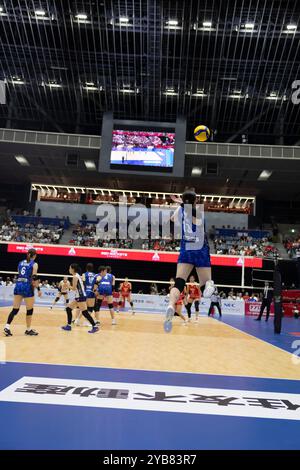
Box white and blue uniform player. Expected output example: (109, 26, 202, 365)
(74, 263, 98, 327)
(164, 190, 215, 332)
(93, 266, 116, 325)
(4, 248, 42, 337)
(61, 263, 99, 334)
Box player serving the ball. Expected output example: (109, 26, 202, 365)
(164, 189, 215, 332)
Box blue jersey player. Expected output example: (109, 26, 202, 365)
(164, 190, 215, 333)
(93, 266, 116, 325)
(4, 248, 42, 337)
(74, 263, 98, 327)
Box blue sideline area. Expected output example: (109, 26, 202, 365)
(0, 362, 300, 450)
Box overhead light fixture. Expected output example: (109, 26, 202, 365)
(229, 90, 244, 98)
(166, 20, 178, 26)
(258, 170, 272, 181)
(120, 88, 135, 94)
(286, 23, 297, 30)
(15, 155, 29, 166)
(266, 92, 279, 100)
(11, 77, 25, 85)
(84, 160, 96, 170)
(192, 89, 207, 97)
(191, 167, 202, 176)
(119, 17, 129, 23)
(75, 13, 88, 20)
(163, 88, 178, 96)
(0, 6, 7, 16)
(83, 82, 98, 91)
(244, 23, 255, 29)
(35, 9, 46, 16)
(203, 21, 212, 27)
(46, 81, 62, 88)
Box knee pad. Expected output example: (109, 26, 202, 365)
(54, 297, 60, 302)
(26, 308, 33, 317)
(10, 308, 19, 317)
(65, 299, 69, 304)
(88, 306, 94, 313)
(118, 301, 122, 306)
(186, 303, 191, 312)
(174, 277, 186, 293)
(130, 302, 134, 307)
(195, 300, 199, 312)
(108, 303, 114, 310)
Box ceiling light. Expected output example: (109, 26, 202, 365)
(203, 21, 212, 27)
(163, 88, 178, 96)
(11, 77, 25, 85)
(35, 10, 46, 16)
(258, 170, 272, 181)
(119, 17, 129, 23)
(192, 89, 207, 97)
(244, 23, 255, 29)
(15, 155, 29, 166)
(75, 13, 88, 20)
(191, 167, 202, 176)
(166, 20, 178, 26)
(84, 160, 96, 170)
(286, 24, 297, 30)
(46, 82, 62, 88)
(120, 88, 135, 94)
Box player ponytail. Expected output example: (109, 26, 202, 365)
(26, 248, 37, 262)
(181, 190, 197, 206)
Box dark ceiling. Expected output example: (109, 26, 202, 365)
(0, 0, 300, 143)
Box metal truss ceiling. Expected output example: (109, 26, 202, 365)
(0, 0, 300, 143)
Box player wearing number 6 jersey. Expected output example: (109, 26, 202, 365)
(4, 248, 42, 337)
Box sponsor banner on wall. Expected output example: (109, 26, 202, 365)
(0, 286, 244, 315)
(5, 242, 263, 268)
(245, 301, 274, 316)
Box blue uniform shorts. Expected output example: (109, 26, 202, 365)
(14, 282, 34, 298)
(98, 287, 113, 297)
(178, 244, 211, 268)
(86, 290, 95, 299)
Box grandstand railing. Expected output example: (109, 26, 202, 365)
(11, 215, 70, 229)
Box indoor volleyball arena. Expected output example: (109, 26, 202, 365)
(0, 0, 300, 458)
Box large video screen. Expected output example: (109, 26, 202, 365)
(110, 129, 175, 171)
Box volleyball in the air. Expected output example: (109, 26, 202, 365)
(194, 125, 210, 142)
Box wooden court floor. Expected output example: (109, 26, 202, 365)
(1, 306, 300, 380)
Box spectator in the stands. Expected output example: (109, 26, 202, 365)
(248, 293, 258, 302)
(243, 292, 250, 301)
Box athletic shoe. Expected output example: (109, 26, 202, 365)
(4, 328, 12, 337)
(112, 319, 117, 325)
(203, 280, 215, 298)
(183, 321, 188, 326)
(164, 305, 175, 333)
(61, 325, 72, 331)
(48, 307, 53, 310)
(88, 326, 99, 334)
(25, 329, 38, 336)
